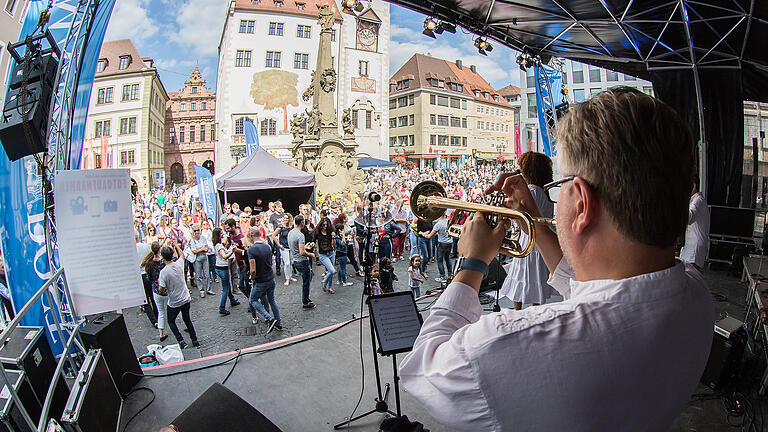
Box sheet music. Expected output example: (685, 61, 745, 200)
(369, 293, 422, 354)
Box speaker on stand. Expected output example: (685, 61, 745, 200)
(79, 313, 142, 396)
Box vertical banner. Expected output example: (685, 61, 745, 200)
(195, 165, 218, 224)
(534, 63, 564, 157)
(244, 119, 259, 156)
(514, 124, 521, 157)
(54, 169, 144, 315)
(100, 135, 108, 168)
(0, 0, 117, 353)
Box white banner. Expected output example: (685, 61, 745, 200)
(54, 169, 145, 316)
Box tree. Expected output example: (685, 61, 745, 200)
(250, 70, 300, 132)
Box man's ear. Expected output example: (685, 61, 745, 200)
(571, 177, 598, 234)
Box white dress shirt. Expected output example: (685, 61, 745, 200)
(399, 258, 714, 432)
(681, 192, 710, 268)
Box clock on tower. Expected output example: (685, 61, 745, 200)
(356, 20, 379, 52)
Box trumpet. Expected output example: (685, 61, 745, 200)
(409, 181, 556, 258)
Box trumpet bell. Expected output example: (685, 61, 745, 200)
(410, 180, 448, 221)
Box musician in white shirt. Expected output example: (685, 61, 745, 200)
(680, 178, 710, 270)
(399, 87, 714, 432)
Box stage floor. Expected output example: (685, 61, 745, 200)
(119, 263, 767, 431)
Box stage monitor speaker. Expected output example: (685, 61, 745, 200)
(0, 77, 53, 161)
(479, 257, 506, 292)
(0, 326, 69, 423)
(172, 383, 282, 432)
(60, 349, 122, 432)
(7, 54, 57, 90)
(701, 316, 747, 390)
(0, 369, 41, 432)
(80, 312, 142, 396)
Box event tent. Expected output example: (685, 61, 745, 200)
(390, 0, 768, 206)
(357, 157, 398, 169)
(216, 147, 315, 214)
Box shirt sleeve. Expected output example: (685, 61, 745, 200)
(398, 281, 495, 430)
(547, 257, 574, 299)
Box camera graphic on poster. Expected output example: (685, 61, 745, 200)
(70, 196, 87, 215)
(103, 200, 117, 213)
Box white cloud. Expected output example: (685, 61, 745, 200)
(170, 0, 228, 56)
(105, 0, 158, 44)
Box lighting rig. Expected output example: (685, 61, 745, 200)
(474, 37, 493, 55)
(342, 0, 365, 13)
(422, 17, 457, 39)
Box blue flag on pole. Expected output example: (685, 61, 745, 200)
(534, 63, 564, 157)
(244, 120, 259, 156)
(194, 165, 218, 224)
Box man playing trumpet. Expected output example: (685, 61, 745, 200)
(399, 87, 714, 431)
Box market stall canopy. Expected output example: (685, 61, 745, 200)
(357, 157, 397, 169)
(216, 147, 315, 191)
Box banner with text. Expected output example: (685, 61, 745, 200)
(195, 165, 218, 224)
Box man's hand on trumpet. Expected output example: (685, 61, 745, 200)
(485, 172, 541, 219)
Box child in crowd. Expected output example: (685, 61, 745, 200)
(379, 257, 397, 293)
(408, 255, 426, 298)
(335, 225, 353, 287)
(369, 264, 382, 296)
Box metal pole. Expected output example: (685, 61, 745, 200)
(681, 1, 708, 199)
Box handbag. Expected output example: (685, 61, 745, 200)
(183, 244, 196, 263)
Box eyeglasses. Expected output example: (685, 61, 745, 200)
(193, 230, 200, 233)
(543, 175, 575, 203)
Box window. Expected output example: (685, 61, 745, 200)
(180, 103, 186, 111)
(211, 125, 215, 141)
(122, 84, 139, 101)
(5, 0, 17, 14)
(260, 119, 277, 135)
(266, 51, 281, 68)
(296, 2, 305, 10)
(527, 92, 537, 118)
(191, 87, 197, 94)
(461, 100, 467, 110)
(572, 62, 584, 84)
(359, 60, 369, 77)
(297, 25, 311, 38)
(450, 117, 460, 127)
(438, 135, 448, 146)
(201, 102, 206, 110)
(398, 96, 408, 108)
(294, 53, 309, 69)
(462, 137, 467, 147)
(97, 87, 113, 104)
(588, 64, 601, 82)
(462, 118, 467, 128)
(409, 94, 414, 105)
(234, 119, 244, 135)
(624, 74, 636, 81)
(240, 20, 255, 33)
(118, 56, 131, 70)
(398, 136, 408, 146)
(430, 135, 436, 145)
(200, 126, 205, 141)
(389, 99, 397, 109)
(408, 114, 414, 126)
(120, 150, 135, 165)
(169, 127, 175, 144)
(94, 120, 110, 137)
(398, 116, 407, 127)
(236, 50, 252, 67)
(450, 136, 461, 147)
(437, 95, 449, 107)
(590, 87, 601, 98)
(429, 94, 436, 105)
(268, 22, 284, 36)
(573, 89, 585, 102)
(351, 110, 358, 128)
(96, 59, 107, 73)
(526, 67, 535, 88)
(119, 117, 137, 134)
(274, 0, 282, 6)
(366, 111, 373, 129)
(448, 82, 463, 92)
(606, 70, 618, 81)
(190, 102, 196, 110)
(477, 120, 481, 129)
(450, 97, 461, 109)
(331, 29, 336, 42)
(430, 114, 436, 125)
(389, 118, 396, 128)
(437, 115, 449, 126)
(390, 137, 397, 146)
(409, 135, 415, 146)
(190, 125, 196, 142)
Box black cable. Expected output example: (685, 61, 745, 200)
(121, 387, 155, 432)
(344, 276, 368, 431)
(221, 349, 241, 385)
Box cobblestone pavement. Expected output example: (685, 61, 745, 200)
(123, 254, 456, 359)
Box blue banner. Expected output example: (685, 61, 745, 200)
(244, 119, 259, 156)
(194, 165, 218, 224)
(534, 63, 564, 157)
(0, 0, 116, 353)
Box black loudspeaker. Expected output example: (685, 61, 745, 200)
(80, 312, 142, 396)
(0, 369, 41, 432)
(171, 383, 282, 432)
(0, 53, 57, 161)
(701, 316, 747, 390)
(0, 326, 69, 424)
(60, 349, 122, 432)
(479, 257, 506, 292)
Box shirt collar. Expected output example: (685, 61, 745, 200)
(568, 261, 687, 302)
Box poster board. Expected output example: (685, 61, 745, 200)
(367, 291, 422, 356)
(54, 169, 145, 316)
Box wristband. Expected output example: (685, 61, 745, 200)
(454, 257, 489, 277)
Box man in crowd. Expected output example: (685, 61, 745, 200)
(269, 201, 286, 276)
(223, 218, 247, 296)
(158, 240, 199, 349)
(247, 228, 282, 333)
(399, 87, 714, 431)
(219, 203, 232, 226)
(680, 175, 710, 271)
(288, 215, 316, 309)
(419, 211, 452, 283)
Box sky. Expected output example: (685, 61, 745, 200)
(103, 0, 522, 93)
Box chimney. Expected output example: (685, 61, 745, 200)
(456, 59, 462, 69)
(470, 65, 477, 73)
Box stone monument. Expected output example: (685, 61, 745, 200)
(292, 4, 365, 196)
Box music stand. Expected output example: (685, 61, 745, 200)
(334, 291, 422, 429)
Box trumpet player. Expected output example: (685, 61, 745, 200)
(399, 87, 714, 432)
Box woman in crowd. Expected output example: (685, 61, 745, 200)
(156, 215, 171, 245)
(391, 197, 410, 262)
(272, 213, 296, 286)
(141, 242, 168, 341)
(189, 223, 214, 298)
(212, 227, 240, 315)
(315, 216, 337, 294)
(201, 219, 217, 283)
(145, 223, 158, 244)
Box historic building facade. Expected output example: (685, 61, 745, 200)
(164, 67, 216, 185)
(84, 39, 169, 193)
(215, 0, 390, 172)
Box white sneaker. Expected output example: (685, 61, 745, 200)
(435, 277, 446, 282)
(343, 282, 353, 286)
(252, 317, 258, 325)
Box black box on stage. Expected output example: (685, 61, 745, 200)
(61, 349, 122, 432)
(0, 369, 41, 432)
(80, 312, 142, 396)
(701, 316, 747, 390)
(0, 79, 53, 161)
(7, 54, 57, 90)
(172, 383, 282, 432)
(0, 326, 69, 422)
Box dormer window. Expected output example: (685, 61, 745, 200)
(96, 58, 108, 73)
(118, 55, 131, 70)
(274, 0, 282, 6)
(474, 90, 480, 97)
(191, 87, 197, 94)
(492, 94, 499, 101)
(483, 92, 489, 99)
(296, 2, 305, 9)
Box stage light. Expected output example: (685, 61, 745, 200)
(423, 17, 438, 38)
(342, 0, 364, 13)
(474, 37, 492, 56)
(516, 52, 535, 70)
(440, 22, 457, 34)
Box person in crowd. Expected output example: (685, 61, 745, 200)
(212, 227, 240, 316)
(189, 223, 214, 298)
(288, 215, 316, 309)
(416, 218, 433, 272)
(379, 219, 403, 261)
(141, 242, 167, 341)
(219, 202, 232, 226)
(156, 215, 171, 245)
(136, 231, 156, 326)
(273, 214, 296, 286)
(315, 216, 337, 294)
(379, 257, 397, 293)
(392, 197, 410, 262)
(399, 87, 714, 431)
(334, 225, 353, 287)
(420, 211, 452, 283)
(201, 219, 217, 283)
(680, 175, 710, 271)
(499, 151, 556, 310)
(247, 228, 282, 333)
(231, 203, 242, 217)
(223, 218, 247, 296)
(407, 255, 425, 298)
(158, 240, 199, 349)
(145, 223, 158, 244)
(369, 264, 381, 296)
(269, 201, 286, 274)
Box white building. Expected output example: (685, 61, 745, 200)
(519, 59, 653, 153)
(215, 0, 390, 172)
(0, 0, 30, 104)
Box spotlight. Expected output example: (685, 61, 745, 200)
(342, 0, 364, 13)
(516, 52, 534, 70)
(474, 37, 492, 56)
(440, 22, 457, 34)
(423, 17, 437, 38)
